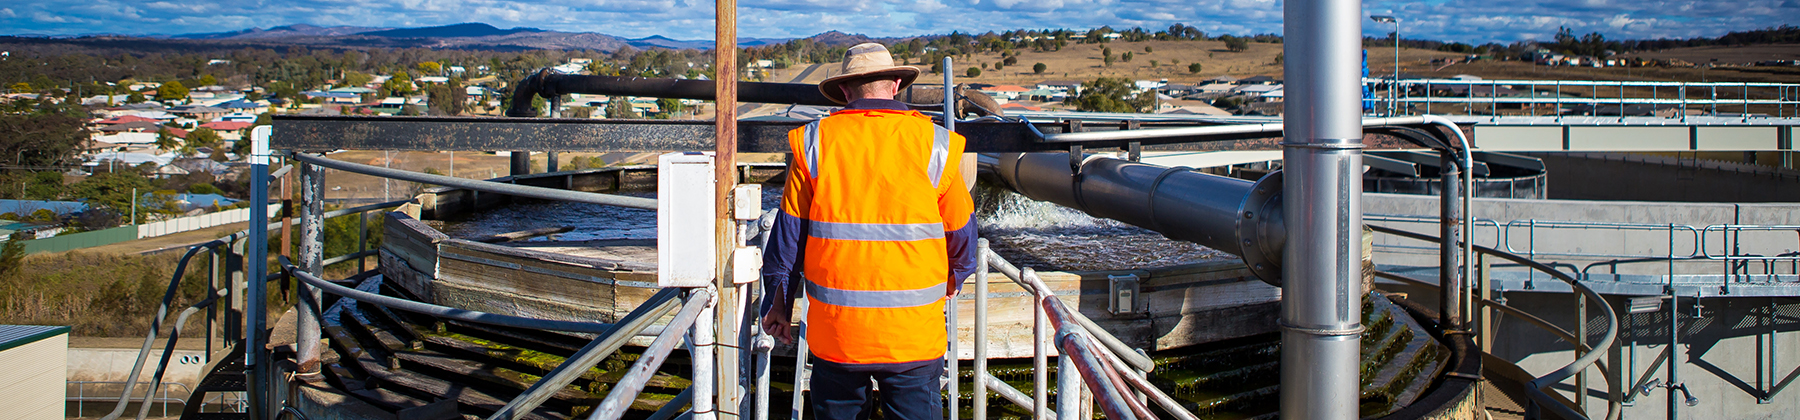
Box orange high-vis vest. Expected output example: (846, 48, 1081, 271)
(783, 108, 974, 365)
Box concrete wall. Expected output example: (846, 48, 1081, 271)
(1378, 283, 1800, 420)
(1365, 193, 1800, 276)
(1527, 152, 1800, 203)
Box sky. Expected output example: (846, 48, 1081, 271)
(1, 0, 1797, 45)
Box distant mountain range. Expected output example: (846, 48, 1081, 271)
(157, 23, 890, 52)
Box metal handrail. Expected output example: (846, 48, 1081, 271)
(1369, 224, 1620, 420)
(1502, 219, 1703, 260)
(100, 239, 228, 420)
(279, 258, 647, 334)
(973, 246, 1198, 420)
(590, 289, 715, 420)
(291, 152, 657, 210)
(488, 288, 684, 420)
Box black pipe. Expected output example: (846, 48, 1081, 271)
(990, 153, 1286, 284)
(504, 70, 1002, 118)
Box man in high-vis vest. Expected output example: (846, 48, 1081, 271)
(760, 43, 979, 420)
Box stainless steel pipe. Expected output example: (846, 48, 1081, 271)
(1281, 0, 1366, 419)
(989, 153, 1286, 284)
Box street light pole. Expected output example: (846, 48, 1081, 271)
(1371, 15, 1400, 116)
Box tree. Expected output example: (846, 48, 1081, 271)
(127, 91, 146, 104)
(157, 80, 189, 102)
(1223, 36, 1250, 52)
(1122, 52, 1134, 62)
(383, 71, 415, 96)
(1033, 63, 1047, 74)
(8, 82, 29, 93)
(1070, 78, 1152, 113)
(606, 97, 638, 119)
(966, 67, 981, 78)
(343, 71, 374, 88)
(416, 62, 443, 75)
(1103, 47, 1114, 66)
(69, 172, 156, 224)
(425, 78, 465, 116)
(198, 74, 218, 86)
(1002, 56, 1018, 66)
(186, 127, 223, 152)
(155, 127, 181, 153)
(0, 232, 27, 278)
(1145, 46, 1154, 53)
(1188, 63, 1203, 74)
(657, 98, 685, 117)
(0, 113, 88, 168)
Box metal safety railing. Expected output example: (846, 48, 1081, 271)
(1368, 224, 1622, 420)
(1366, 78, 1800, 121)
(71, 381, 196, 418)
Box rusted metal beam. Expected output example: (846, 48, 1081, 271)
(272, 115, 1429, 153)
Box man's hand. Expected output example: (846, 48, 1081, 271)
(762, 306, 794, 345)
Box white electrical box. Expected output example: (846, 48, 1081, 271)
(657, 152, 717, 288)
(732, 247, 763, 284)
(733, 184, 762, 221)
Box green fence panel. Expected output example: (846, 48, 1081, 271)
(17, 226, 139, 255)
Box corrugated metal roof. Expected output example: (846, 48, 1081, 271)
(0, 325, 68, 352)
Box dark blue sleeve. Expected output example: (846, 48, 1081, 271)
(759, 210, 807, 317)
(945, 214, 979, 294)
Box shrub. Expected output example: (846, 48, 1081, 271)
(966, 67, 982, 78)
(1033, 63, 1047, 74)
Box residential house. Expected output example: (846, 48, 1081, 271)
(980, 85, 1030, 101)
(1238, 75, 1277, 85)
(1037, 80, 1084, 95)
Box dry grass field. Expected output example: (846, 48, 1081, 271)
(922, 39, 1463, 85)
(892, 39, 1800, 86)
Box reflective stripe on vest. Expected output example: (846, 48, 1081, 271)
(806, 279, 947, 308)
(801, 120, 950, 188)
(810, 220, 944, 241)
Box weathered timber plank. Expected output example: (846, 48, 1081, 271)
(379, 249, 436, 303)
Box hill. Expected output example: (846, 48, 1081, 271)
(361, 23, 544, 38)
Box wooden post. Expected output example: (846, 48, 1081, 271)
(713, 2, 742, 419)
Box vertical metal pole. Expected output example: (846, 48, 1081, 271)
(1281, 0, 1365, 419)
(1479, 254, 1492, 354)
(974, 240, 990, 420)
(1577, 289, 1588, 413)
(207, 249, 218, 361)
(943, 55, 960, 420)
(357, 212, 367, 273)
(1668, 285, 1681, 419)
(1440, 151, 1462, 329)
(692, 289, 719, 420)
(1033, 272, 1050, 420)
(296, 158, 325, 378)
(714, 1, 741, 416)
(246, 126, 271, 420)
(510, 151, 530, 176)
(280, 171, 291, 261)
(1056, 346, 1080, 420)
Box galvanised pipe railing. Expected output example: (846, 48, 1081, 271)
(290, 153, 657, 210)
(1369, 224, 1620, 420)
(99, 238, 229, 420)
(279, 259, 642, 334)
(590, 288, 715, 420)
(488, 288, 683, 420)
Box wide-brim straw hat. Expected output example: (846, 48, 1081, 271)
(818, 43, 920, 105)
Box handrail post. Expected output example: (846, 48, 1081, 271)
(295, 156, 325, 379)
(1031, 267, 1050, 420)
(692, 287, 718, 420)
(974, 239, 990, 420)
(1055, 338, 1080, 420)
(246, 125, 272, 420)
(357, 211, 368, 273)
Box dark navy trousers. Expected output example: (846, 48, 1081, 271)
(808, 358, 944, 420)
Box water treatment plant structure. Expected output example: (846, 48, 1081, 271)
(83, 1, 1800, 419)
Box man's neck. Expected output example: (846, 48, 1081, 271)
(843, 98, 908, 111)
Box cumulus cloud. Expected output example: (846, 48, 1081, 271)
(0, 0, 1791, 43)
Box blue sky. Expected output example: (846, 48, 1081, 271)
(2, 0, 1796, 44)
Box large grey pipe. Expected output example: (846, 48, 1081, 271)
(505, 71, 1002, 118)
(988, 153, 1286, 284)
(1282, 0, 1366, 419)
